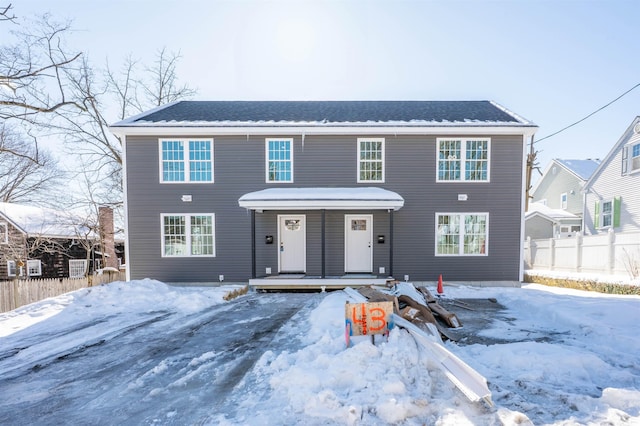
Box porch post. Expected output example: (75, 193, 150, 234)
(321, 209, 326, 278)
(389, 210, 394, 277)
(251, 210, 256, 279)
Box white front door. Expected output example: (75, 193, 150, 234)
(278, 215, 306, 273)
(345, 214, 373, 273)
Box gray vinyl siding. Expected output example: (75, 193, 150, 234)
(125, 134, 525, 282)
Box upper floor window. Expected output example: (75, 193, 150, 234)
(437, 138, 490, 182)
(266, 138, 293, 183)
(560, 193, 568, 210)
(357, 138, 385, 182)
(436, 213, 488, 256)
(162, 214, 216, 257)
(160, 139, 213, 183)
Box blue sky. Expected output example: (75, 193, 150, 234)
(8, 0, 640, 174)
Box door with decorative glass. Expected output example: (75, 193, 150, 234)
(345, 215, 373, 273)
(278, 215, 306, 273)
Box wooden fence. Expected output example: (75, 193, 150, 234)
(524, 230, 640, 278)
(0, 271, 126, 313)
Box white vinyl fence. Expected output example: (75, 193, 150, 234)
(524, 230, 640, 278)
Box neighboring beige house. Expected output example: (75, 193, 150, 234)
(528, 158, 600, 237)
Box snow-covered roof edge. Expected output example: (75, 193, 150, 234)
(111, 100, 182, 127)
(489, 100, 535, 126)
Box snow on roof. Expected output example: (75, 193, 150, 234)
(526, 202, 579, 220)
(0, 202, 90, 238)
(111, 100, 537, 128)
(555, 159, 601, 180)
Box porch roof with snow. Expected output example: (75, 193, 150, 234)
(238, 187, 404, 211)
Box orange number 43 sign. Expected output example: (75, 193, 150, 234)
(345, 301, 394, 346)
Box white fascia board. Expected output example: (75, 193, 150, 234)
(239, 199, 404, 211)
(110, 124, 538, 138)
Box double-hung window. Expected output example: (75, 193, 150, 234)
(595, 197, 621, 229)
(266, 138, 293, 183)
(437, 138, 490, 182)
(69, 259, 88, 278)
(560, 193, 568, 210)
(7, 260, 17, 277)
(27, 260, 41, 276)
(162, 214, 215, 257)
(436, 213, 488, 256)
(160, 139, 213, 183)
(357, 138, 385, 182)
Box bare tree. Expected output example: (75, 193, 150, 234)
(139, 47, 196, 107)
(0, 123, 62, 203)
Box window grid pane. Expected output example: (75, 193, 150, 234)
(164, 215, 187, 256)
(463, 215, 487, 254)
(464, 140, 488, 181)
(437, 214, 460, 254)
(359, 140, 383, 181)
(268, 140, 292, 182)
(162, 140, 185, 181)
(602, 201, 612, 227)
(189, 140, 212, 182)
(438, 140, 461, 180)
(191, 216, 214, 255)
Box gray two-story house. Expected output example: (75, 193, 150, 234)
(110, 101, 537, 286)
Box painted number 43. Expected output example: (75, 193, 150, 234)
(344, 301, 393, 347)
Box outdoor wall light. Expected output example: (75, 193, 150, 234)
(377, 235, 385, 244)
(265, 235, 274, 244)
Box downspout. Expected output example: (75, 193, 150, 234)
(389, 210, 394, 277)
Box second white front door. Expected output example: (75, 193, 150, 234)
(278, 215, 306, 273)
(345, 214, 373, 273)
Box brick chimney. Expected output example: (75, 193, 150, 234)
(98, 206, 118, 269)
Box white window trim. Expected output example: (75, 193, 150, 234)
(158, 138, 214, 184)
(625, 140, 640, 174)
(357, 137, 385, 183)
(560, 192, 568, 210)
(161, 213, 216, 258)
(436, 138, 491, 182)
(265, 138, 294, 183)
(599, 199, 614, 229)
(435, 212, 489, 256)
(7, 260, 17, 277)
(27, 259, 42, 276)
(69, 259, 88, 278)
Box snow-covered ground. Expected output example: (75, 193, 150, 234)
(1, 279, 639, 425)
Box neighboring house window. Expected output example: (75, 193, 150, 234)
(357, 138, 385, 182)
(0, 222, 7, 244)
(27, 260, 42, 276)
(160, 139, 213, 183)
(437, 138, 490, 182)
(631, 143, 640, 173)
(162, 214, 215, 257)
(69, 259, 88, 278)
(560, 193, 568, 210)
(436, 213, 488, 255)
(266, 138, 293, 182)
(7, 261, 17, 277)
(594, 197, 621, 229)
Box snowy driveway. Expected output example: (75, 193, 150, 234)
(0, 289, 321, 425)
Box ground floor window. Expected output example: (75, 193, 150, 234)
(161, 214, 216, 257)
(69, 259, 88, 278)
(27, 260, 41, 276)
(436, 213, 488, 255)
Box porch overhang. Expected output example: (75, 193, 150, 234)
(238, 187, 404, 212)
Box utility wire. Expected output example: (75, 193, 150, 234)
(534, 82, 640, 145)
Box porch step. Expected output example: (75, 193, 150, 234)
(249, 277, 390, 291)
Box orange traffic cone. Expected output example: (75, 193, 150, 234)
(437, 274, 444, 295)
